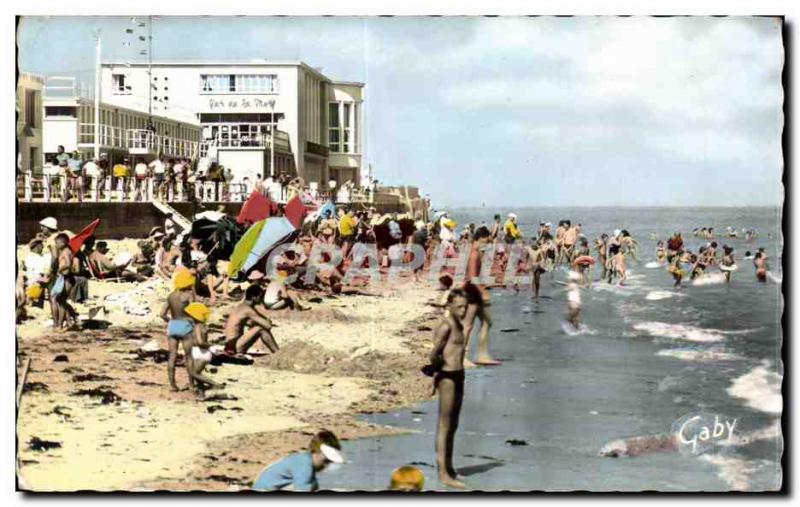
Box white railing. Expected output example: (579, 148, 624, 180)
(78, 124, 199, 158)
(17, 174, 250, 204)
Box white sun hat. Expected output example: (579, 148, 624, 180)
(39, 217, 58, 230)
(613, 229, 621, 237)
(508, 213, 517, 219)
(320, 444, 345, 464)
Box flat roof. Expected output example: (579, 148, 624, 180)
(332, 81, 365, 88)
(102, 60, 338, 83)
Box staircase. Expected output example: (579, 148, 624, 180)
(152, 199, 192, 230)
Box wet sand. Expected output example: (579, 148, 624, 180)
(16, 265, 442, 491)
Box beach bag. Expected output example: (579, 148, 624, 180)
(51, 275, 65, 296)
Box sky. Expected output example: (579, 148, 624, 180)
(17, 16, 784, 207)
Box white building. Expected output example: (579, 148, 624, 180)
(100, 60, 364, 187)
(16, 73, 44, 175)
(42, 76, 201, 164)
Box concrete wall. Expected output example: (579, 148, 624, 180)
(16, 202, 243, 244)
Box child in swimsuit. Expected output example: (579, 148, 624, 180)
(160, 270, 196, 392)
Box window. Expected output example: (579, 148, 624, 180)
(328, 101, 358, 154)
(328, 102, 340, 152)
(44, 106, 76, 117)
(112, 73, 131, 95)
(199, 74, 278, 93)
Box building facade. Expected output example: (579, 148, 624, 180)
(42, 76, 201, 165)
(16, 73, 44, 175)
(99, 61, 364, 187)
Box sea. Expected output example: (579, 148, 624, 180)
(319, 207, 784, 492)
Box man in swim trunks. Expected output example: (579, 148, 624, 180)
(561, 220, 579, 265)
(462, 226, 498, 367)
(526, 241, 546, 299)
(429, 289, 469, 489)
(606, 244, 627, 285)
(223, 285, 280, 355)
(160, 271, 197, 392)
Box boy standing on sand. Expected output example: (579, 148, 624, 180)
(160, 269, 196, 392)
(429, 289, 470, 489)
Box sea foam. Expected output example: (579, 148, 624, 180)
(727, 361, 783, 415)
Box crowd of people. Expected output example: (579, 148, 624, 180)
(20, 145, 366, 206)
(16, 204, 775, 491)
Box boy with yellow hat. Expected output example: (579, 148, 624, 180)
(160, 269, 197, 392)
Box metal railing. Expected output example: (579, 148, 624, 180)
(78, 123, 199, 158)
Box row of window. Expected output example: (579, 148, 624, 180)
(200, 74, 279, 94)
(74, 104, 199, 141)
(112, 73, 280, 96)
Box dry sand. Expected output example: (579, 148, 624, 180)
(16, 243, 442, 491)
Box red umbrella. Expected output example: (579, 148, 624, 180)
(284, 195, 308, 229)
(69, 218, 101, 254)
(237, 191, 278, 225)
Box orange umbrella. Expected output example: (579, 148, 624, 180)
(69, 218, 101, 254)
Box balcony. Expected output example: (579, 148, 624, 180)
(199, 129, 291, 158)
(78, 123, 199, 159)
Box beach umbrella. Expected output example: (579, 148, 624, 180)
(190, 216, 242, 259)
(284, 195, 308, 229)
(228, 219, 266, 278)
(69, 218, 101, 254)
(239, 216, 298, 275)
(237, 191, 278, 225)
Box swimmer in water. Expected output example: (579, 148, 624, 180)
(754, 251, 768, 282)
(721, 245, 735, 283)
(607, 244, 627, 286)
(689, 252, 705, 280)
(668, 251, 690, 287)
(565, 271, 582, 331)
(655, 241, 667, 264)
(595, 234, 609, 280)
(575, 237, 591, 285)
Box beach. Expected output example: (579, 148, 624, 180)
(16, 256, 441, 492)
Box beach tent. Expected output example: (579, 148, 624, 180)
(69, 218, 101, 254)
